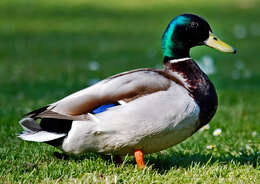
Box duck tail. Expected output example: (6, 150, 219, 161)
(18, 118, 66, 142)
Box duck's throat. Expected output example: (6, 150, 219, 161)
(162, 45, 190, 62)
(164, 58, 218, 129)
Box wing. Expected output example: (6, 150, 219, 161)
(26, 69, 183, 120)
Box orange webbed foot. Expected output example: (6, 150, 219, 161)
(134, 149, 145, 169)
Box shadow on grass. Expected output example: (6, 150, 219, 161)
(53, 151, 122, 165)
(52, 149, 259, 172)
(146, 151, 259, 173)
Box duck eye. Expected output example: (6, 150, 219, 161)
(191, 22, 199, 29)
(213, 37, 218, 41)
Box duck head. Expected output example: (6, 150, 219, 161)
(162, 14, 236, 61)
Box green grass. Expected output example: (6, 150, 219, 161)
(0, 0, 259, 183)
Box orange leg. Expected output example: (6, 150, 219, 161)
(134, 149, 145, 169)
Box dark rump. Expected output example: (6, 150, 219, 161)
(39, 118, 72, 147)
(40, 118, 72, 134)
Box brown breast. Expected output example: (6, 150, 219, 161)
(164, 59, 218, 130)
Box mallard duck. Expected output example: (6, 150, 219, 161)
(18, 14, 236, 169)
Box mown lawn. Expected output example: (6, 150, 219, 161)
(0, 0, 259, 183)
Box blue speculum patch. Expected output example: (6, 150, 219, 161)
(92, 103, 119, 114)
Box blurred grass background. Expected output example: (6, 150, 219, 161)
(0, 0, 259, 183)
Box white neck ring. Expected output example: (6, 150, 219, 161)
(169, 57, 191, 63)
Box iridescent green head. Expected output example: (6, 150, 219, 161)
(162, 14, 236, 61)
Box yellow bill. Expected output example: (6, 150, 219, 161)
(204, 32, 236, 54)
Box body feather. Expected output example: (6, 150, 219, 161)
(18, 60, 215, 155)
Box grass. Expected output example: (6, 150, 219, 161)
(0, 0, 259, 183)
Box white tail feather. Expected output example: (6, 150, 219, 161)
(18, 131, 66, 142)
